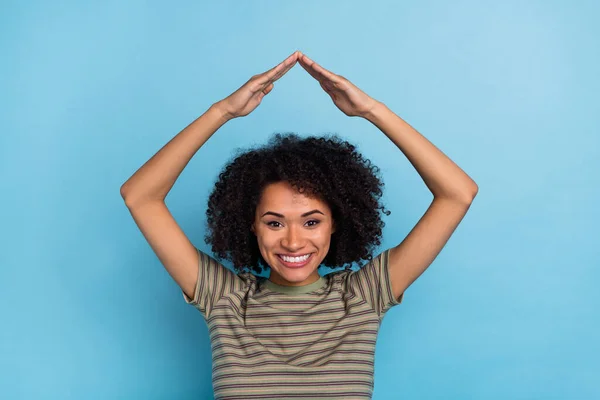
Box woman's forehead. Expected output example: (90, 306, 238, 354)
(257, 182, 329, 213)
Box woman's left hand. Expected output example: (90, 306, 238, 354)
(298, 53, 380, 118)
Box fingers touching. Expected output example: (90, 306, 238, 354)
(254, 50, 339, 95)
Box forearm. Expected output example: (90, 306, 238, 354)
(120, 103, 230, 207)
(364, 102, 478, 202)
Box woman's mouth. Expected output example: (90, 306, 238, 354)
(277, 253, 314, 268)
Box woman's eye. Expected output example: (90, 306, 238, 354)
(266, 220, 321, 228)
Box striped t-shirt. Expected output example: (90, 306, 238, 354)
(183, 247, 403, 400)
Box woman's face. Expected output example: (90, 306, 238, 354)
(252, 181, 336, 286)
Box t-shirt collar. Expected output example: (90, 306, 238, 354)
(263, 276, 327, 294)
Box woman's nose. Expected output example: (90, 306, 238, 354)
(282, 225, 305, 249)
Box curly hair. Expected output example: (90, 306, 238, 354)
(204, 132, 391, 274)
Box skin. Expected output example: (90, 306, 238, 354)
(251, 181, 336, 286)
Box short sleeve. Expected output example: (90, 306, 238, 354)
(182, 247, 249, 320)
(345, 248, 403, 318)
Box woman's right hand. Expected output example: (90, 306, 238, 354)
(214, 51, 300, 120)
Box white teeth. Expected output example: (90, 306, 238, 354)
(280, 254, 311, 263)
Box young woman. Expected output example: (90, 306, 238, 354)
(120, 51, 478, 399)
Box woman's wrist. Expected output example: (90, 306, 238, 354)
(361, 100, 386, 121)
(211, 101, 235, 123)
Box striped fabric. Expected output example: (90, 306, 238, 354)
(183, 247, 403, 399)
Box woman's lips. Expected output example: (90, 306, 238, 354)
(277, 253, 313, 268)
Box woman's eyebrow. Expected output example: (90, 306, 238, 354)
(261, 209, 325, 218)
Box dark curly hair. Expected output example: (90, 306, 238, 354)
(204, 132, 391, 275)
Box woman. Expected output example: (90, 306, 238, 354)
(120, 51, 478, 399)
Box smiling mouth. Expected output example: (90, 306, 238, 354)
(277, 253, 314, 268)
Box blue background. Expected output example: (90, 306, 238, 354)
(1, 0, 598, 398)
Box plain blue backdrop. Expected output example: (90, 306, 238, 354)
(1, 0, 598, 399)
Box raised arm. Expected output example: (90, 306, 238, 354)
(298, 52, 478, 300)
(120, 50, 301, 205)
(120, 51, 300, 299)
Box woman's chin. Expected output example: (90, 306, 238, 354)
(271, 267, 316, 285)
